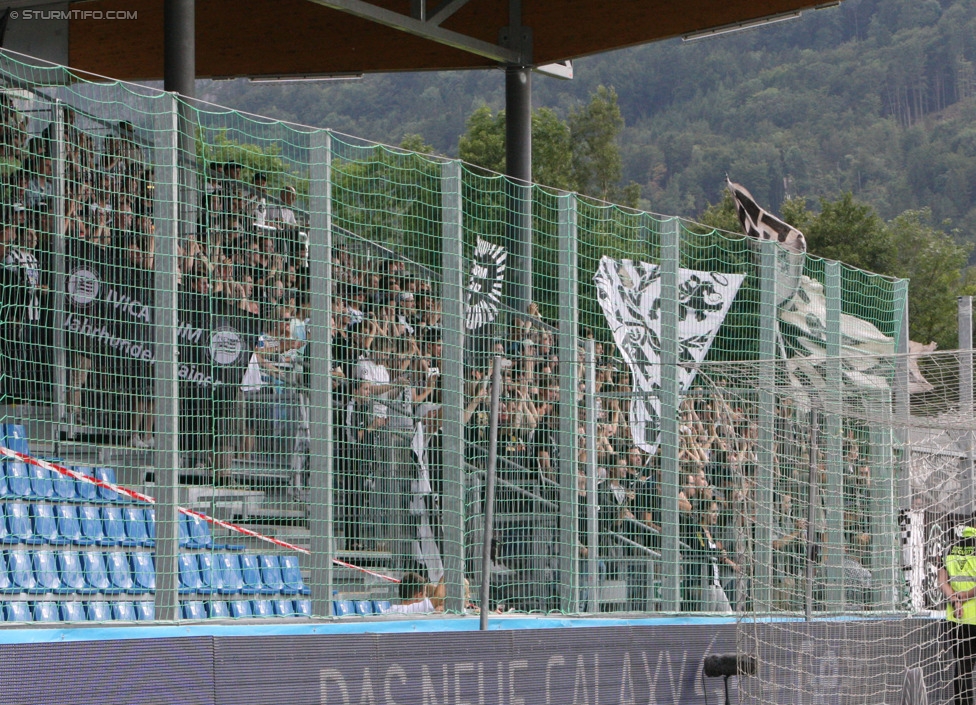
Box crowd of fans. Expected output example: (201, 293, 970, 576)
(0, 95, 877, 612)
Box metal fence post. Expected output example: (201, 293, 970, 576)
(960, 296, 974, 513)
(823, 261, 844, 611)
(152, 92, 181, 621)
(556, 192, 579, 613)
(440, 159, 466, 613)
(308, 129, 334, 616)
(50, 101, 67, 431)
(584, 339, 599, 613)
(754, 240, 778, 611)
(659, 217, 681, 612)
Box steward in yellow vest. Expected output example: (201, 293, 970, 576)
(939, 524, 976, 705)
(943, 526, 976, 623)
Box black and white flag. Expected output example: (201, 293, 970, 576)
(465, 236, 506, 331)
(727, 179, 806, 308)
(594, 257, 744, 455)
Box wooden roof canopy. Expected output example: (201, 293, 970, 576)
(57, 0, 838, 81)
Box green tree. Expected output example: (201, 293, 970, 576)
(458, 106, 573, 190)
(884, 209, 971, 349)
(802, 193, 889, 273)
(569, 85, 624, 201)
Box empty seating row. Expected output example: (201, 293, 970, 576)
(0, 462, 129, 504)
(0, 550, 308, 597)
(2, 600, 157, 622)
(0, 598, 315, 622)
(182, 599, 312, 620)
(0, 503, 243, 551)
(333, 599, 392, 616)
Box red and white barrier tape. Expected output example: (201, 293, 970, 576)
(0, 445, 399, 583)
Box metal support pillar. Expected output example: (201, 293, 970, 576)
(823, 262, 844, 611)
(504, 65, 532, 314)
(754, 240, 778, 610)
(659, 217, 681, 612)
(308, 130, 334, 616)
(152, 94, 181, 621)
(440, 160, 466, 613)
(556, 192, 579, 613)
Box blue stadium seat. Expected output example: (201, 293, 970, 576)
(333, 600, 354, 617)
(2, 425, 30, 455)
(78, 506, 112, 546)
(32, 551, 66, 594)
(28, 465, 54, 500)
(86, 601, 112, 622)
(354, 600, 373, 615)
(6, 503, 39, 544)
(228, 600, 252, 618)
(214, 554, 244, 595)
(239, 554, 264, 595)
(372, 600, 391, 614)
(92, 468, 123, 503)
(112, 601, 137, 621)
(197, 553, 223, 595)
(58, 551, 94, 594)
(55, 505, 88, 546)
(178, 554, 213, 595)
(32, 601, 60, 622)
(294, 599, 311, 617)
(131, 552, 155, 593)
(0, 505, 14, 545)
(134, 601, 155, 621)
(122, 507, 152, 547)
(181, 601, 207, 620)
(61, 601, 88, 622)
(2, 462, 30, 499)
(31, 504, 65, 545)
(279, 555, 308, 595)
(72, 467, 98, 503)
(52, 470, 77, 502)
(250, 599, 274, 618)
(257, 555, 284, 595)
(143, 508, 157, 545)
(273, 598, 296, 617)
(3, 601, 30, 621)
(0, 553, 13, 593)
(81, 552, 111, 593)
(207, 600, 230, 619)
(182, 513, 214, 550)
(105, 552, 135, 594)
(101, 506, 128, 546)
(7, 550, 40, 593)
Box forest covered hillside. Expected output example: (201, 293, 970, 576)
(201, 0, 976, 240)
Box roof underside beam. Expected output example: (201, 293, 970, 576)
(306, 0, 523, 63)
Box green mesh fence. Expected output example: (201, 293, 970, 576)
(0, 49, 913, 624)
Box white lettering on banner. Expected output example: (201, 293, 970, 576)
(421, 664, 448, 705)
(453, 663, 475, 705)
(360, 667, 377, 705)
(573, 654, 590, 704)
(105, 288, 151, 322)
(178, 321, 204, 343)
(314, 649, 743, 705)
(210, 327, 243, 365)
(545, 655, 565, 705)
(508, 660, 528, 705)
(384, 665, 406, 705)
(320, 668, 350, 705)
(619, 653, 636, 705)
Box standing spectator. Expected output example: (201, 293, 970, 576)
(0, 211, 41, 403)
(940, 520, 976, 705)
